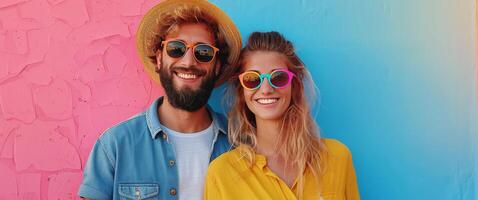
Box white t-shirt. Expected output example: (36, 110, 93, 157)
(160, 122, 215, 200)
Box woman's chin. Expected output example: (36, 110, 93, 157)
(252, 112, 285, 122)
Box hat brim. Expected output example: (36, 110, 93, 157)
(136, 0, 242, 87)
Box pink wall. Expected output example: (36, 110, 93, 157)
(0, 0, 163, 199)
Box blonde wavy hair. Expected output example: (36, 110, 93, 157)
(226, 31, 327, 199)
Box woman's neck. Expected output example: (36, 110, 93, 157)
(255, 118, 282, 156)
(255, 117, 298, 188)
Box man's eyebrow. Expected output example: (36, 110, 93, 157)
(166, 38, 185, 42)
(195, 41, 215, 45)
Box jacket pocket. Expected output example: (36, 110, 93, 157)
(119, 183, 159, 200)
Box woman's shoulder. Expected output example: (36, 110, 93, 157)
(208, 148, 247, 174)
(321, 138, 353, 160)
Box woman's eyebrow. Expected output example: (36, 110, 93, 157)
(244, 69, 260, 73)
(271, 67, 286, 72)
(244, 67, 287, 74)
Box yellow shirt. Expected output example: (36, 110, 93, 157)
(204, 139, 360, 200)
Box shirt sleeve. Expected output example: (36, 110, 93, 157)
(78, 139, 115, 200)
(345, 151, 360, 200)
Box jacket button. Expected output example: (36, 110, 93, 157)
(169, 188, 177, 196)
(169, 160, 175, 166)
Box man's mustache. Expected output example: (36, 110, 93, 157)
(170, 66, 207, 76)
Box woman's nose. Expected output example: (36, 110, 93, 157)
(258, 78, 274, 95)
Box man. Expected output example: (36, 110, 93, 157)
(78, 0, 242, 199)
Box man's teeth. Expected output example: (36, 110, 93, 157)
(177, 72, 197, 79)
(256, 98, 279, 104)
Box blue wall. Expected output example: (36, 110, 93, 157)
(209, 0, 478, 199)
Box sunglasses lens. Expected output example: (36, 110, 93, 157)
(270, 71, 290, 88)
(242, 72, 261, 89)
(194, 44, 215, 62)
(166, 41, 186, 58)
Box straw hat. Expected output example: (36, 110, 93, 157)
(136, 0, 242, 86)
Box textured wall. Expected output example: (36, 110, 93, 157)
(0, 0, 477, 200)
(0, 0, 164, 199)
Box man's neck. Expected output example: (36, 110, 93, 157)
(157, 97, 212, 133)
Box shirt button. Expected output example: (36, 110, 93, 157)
(169, 160, 175, 166)
(169, 188, 177, 196)
(162, 133, 168, 140)
(135, 188, 141, 198)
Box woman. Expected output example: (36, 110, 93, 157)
(204, 31, 360, 200)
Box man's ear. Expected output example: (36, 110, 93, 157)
(214, 60, 221, 76)
(156, 50, 162, 71)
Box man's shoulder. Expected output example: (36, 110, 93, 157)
(98, 112, 149, 143)
(209, 108, 228, 131)
(213, 111, 227, 124)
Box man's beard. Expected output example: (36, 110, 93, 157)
(158, 63, 216, 112)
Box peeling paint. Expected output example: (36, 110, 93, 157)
(0, 0, 148, 192)
(17, 173, 41, 200)
(0, 0, 155, 197)
(51, 0, 89, 28)
(0, 78, 36, 123)
(47, 172, 82, 200)
(14, 121, 81, 171)
(0, 162, 18, 199)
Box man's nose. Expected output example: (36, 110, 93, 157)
(177, 47, 197, 67)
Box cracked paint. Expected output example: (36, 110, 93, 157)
(51, 0, 89, 28)
(14, 121, 81, 171)
(1, 128, 15, 159)
(0, 78, 36, 123)
(0, 0, 28, 9)
(17, 173, 41, 200)
(18, 0, 54, 27)
(0, 162, 18, 199)
(47, 172, 82, 200)
(0, 0, 159, 198)
(0, 120, 17, 151)
(32, 79, 73, 120)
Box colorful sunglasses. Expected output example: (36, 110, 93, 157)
(239, 69, 295, 90)
(161, 40, 219, 63)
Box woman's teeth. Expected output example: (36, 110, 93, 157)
(256, 98, 279, 104)
(176, 72, 197, 80)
